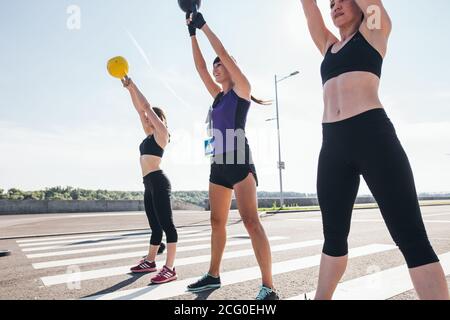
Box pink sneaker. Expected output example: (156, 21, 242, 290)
(151, 266, 177, 284)
(130, 260, 157, 273)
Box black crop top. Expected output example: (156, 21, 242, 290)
(320, 31, 383, 85)
(139, 135, 164, 158)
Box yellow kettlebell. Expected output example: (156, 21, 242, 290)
(107, 56, 129, 79)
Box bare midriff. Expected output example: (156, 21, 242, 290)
(140, 155, 162, 177)
(322, 71, 383, 123)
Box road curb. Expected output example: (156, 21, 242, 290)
(260, 202, 450, 216)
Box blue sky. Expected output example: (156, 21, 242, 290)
(1, 0, 450, 193)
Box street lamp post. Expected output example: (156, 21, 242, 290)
(273, 71, 300, 208)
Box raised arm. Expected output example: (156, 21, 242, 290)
(300, 0, 338, 56)
(122, 78, 169, 145)
(190, 35, 221, 98)
(356, 0, 392, 37)
(188, 12, 251, 100)
(201, 24, 251, 100)
(355, 0, 392, 57)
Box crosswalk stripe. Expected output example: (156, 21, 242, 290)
(68, 213, 145, 218)
(288, 252, 450, 300)
(18, 229, 203, 247)
(40, 240, 323, 286)
(422, 213, 450, 218)
(422, 220, 450, 223)
(288, 218, 450, 224)
(16, 230, 152, 244)
(83, 244, 396, 300)
(26, 234, 249, 259)
(21, 231, 216, 253)
(32, 236, 288, 270)
(21, 235, 151, 251)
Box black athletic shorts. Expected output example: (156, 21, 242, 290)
(209, 150, 258, 189)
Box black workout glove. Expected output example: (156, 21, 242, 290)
(188, 21, 196, 37)
(186, 11, 206, 37)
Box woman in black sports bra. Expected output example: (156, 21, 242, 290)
(301, 0, 448, 300)
(121, 77, 178, 285)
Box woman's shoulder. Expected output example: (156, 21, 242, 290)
(231, 87, 251, 103)
(213, 88, 250, 105)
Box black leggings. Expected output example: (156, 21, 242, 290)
(143, 170, 178, 246)
(317, 109, 439, 269)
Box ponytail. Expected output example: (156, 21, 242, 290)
(251, 96, 272, 106)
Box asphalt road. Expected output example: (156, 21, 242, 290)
(1, 206, 449, 300)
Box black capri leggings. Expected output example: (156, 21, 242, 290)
(317, 108, 439, 269)
(143, 170, 178, 246)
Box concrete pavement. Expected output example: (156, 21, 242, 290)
(1, 206, 449, 300)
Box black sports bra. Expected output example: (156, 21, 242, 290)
(139, 135, 164, 158)
(320, 31, 383, 85)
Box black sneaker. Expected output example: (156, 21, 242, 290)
(255, 285, 280, 300)
(0, 250, 11, 257)
(187, 273, 221, 292)
(157, 242, 166, 255)
(142, 243, 166, 260)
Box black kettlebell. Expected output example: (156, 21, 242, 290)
(178, 0, 201, 14)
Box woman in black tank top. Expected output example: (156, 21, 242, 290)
(301, 0, 448, 300)
(120, 76, 179, 285)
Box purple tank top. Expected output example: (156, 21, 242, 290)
(211, 89, 251, 156)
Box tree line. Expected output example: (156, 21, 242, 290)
(1, 187, 448, 207)
(0, 187, 143, 201)
(0, 187, 313, 207)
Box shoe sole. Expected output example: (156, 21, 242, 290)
(186, 284, 221, 293)
(130, 268, 157, 274)
(151, 276, 178, 284)
(257, 294, 280, 301)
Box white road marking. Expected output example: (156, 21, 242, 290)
(19, 229, 202, 247)
(21, 231, 215, 253)
(26, 234, 248, 259)
(84, 244, 396, 300)
(289, 252, 450, 300)
(16, 230, 151, 244)
(41, 240, 322, 286)
(288, 218, 450, 224)
(32, 237, 288, 269)
(68, 213, 145, 218)
(422, 213, 450, 218)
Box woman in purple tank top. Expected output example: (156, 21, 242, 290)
(183, 10, 280, 300)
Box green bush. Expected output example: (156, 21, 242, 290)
(0, 188, 325, 207)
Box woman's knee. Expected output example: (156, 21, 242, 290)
(159, 220, 178, 243)
(210, 213, 227, 230)
(164, 228, 178, 243)
(395, 234, 439, 268)
(323, 231, 349, 257)
(386, 220, 439, 268)
(150, 230, 163, 246)
(241, 216, 262, 234)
